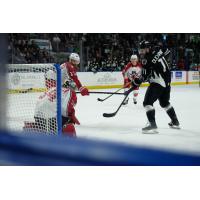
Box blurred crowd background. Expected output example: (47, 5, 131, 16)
(8, 33, 200, 71)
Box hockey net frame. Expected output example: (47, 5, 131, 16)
(6, 64, 62, 135)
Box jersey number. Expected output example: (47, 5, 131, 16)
(158, 57, 169, 72)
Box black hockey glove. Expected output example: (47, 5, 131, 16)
(131, 76, 143, 87)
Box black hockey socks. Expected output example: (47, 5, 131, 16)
(165, 105, 180, 125)
(142, 105, 158, 133)
(144, 105, 157, 127)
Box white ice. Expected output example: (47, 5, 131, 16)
(7, 84, 200, 155)
(76, 84, 200, 155)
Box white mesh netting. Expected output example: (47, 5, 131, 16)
(6, 64, 59, 134)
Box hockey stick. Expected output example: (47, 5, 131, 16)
(103, 87, 134, 118)
(76, 91, 124, 95)
(96, 82, 131, 102)
(97, 87, 124, 102)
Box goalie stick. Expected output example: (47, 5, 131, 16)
(103, 87, 134, 118)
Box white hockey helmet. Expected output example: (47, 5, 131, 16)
(69, 53, 80, 64)
(130, 54, 138, 61)
(45, 69, 56, 80)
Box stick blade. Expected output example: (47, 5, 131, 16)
(103, 112, 116, 118)
(97, 98, 104, 102)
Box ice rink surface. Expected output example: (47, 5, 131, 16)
(76, 84, 200, 155)
(7, 84, 200, 155)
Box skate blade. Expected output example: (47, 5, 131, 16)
(142, 129, 159, 134)
(169, 125, 181, 130)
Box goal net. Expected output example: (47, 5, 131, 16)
(6, 64, 62, 135)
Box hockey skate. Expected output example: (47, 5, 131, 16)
(122, 97, 129, 105)
(133, 98, 137, 104)
(142, 122, 158, 134)
(168, 120, 180, 129)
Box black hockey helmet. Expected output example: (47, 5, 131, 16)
(139, 40, 152, 49)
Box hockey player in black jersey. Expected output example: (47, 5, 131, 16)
(139, 40, 180, 134)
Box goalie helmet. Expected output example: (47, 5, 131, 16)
(69, 53, 80, 64)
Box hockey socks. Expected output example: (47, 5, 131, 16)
(142, 105, 158, 133)
(164, 105, 180, 129)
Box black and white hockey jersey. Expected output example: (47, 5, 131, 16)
(141, 48, 171, 87)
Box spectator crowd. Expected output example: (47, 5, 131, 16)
(8, 33, 200, 71)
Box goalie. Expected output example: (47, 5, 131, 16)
(23, 69, 80, 137)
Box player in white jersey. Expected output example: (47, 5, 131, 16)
(122, 55, 142, 105)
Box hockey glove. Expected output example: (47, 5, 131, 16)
(131, 76, 143, 87)
(79, 86, 89, 96)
